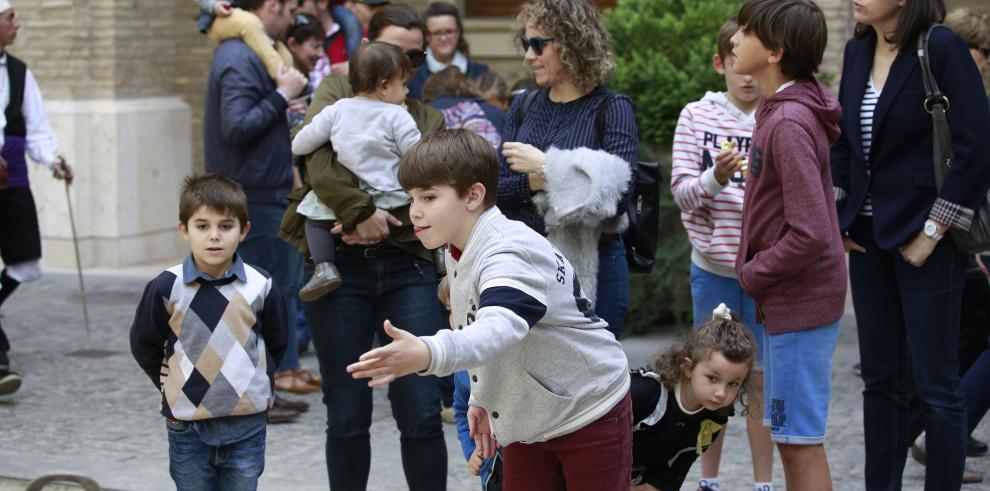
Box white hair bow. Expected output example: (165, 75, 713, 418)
(712, 303, 731, 321)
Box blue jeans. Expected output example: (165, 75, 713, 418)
(331, 5, 362, 57)
(239, 202, 303, 372)
(689, 262, 766, 367)
(302, 246, 447, 490)
(596, 239, 630, 339)
(167, 420, 266, 490)
(849, 218, 967, 490)
(963, 333, 990, 434)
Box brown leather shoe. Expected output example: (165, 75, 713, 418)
(274, 395, 309, 413)
(296, 369, 323, 388)
(268, 399, 300, 424)
(275, 371, 320, 394)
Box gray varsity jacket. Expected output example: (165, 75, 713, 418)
(420, 207, 630, 445)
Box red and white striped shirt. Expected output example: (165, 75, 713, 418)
(671, 92, 755, 278)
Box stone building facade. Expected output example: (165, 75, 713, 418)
(8, 0, 984, 268)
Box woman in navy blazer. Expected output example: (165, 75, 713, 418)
(831, 0, 990, 489)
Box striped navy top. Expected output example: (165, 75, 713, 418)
(497, 85, 639, 235)
(859, 77, 881, 216)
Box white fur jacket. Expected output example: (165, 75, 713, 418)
(532, 147, 632, 304)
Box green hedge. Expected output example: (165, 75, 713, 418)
(605, 0, 742, 335)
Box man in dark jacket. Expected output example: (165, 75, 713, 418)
(203, 0, 309, 422)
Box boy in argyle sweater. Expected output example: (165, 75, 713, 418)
(130, 174, 288, 489)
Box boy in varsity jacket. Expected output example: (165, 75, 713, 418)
(130, 174, 287, 489)
(347, 129, 633, 490)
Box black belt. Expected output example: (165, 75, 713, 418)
(338, 242, 407, 259)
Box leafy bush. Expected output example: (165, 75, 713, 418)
(605, 0, 743, 147)
(605, 0, 742, 334)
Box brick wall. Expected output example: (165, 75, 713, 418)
(14, 0, 177, 99)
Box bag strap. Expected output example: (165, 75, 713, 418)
(917, 24, 955, 189)
(917, 24, 950, 115)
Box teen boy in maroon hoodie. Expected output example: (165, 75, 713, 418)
(729, 1, 846, 489)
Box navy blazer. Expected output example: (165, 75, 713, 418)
(830, 28, 990, 250)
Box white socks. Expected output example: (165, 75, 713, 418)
(698, 478, 773, 491)
(698, 478, 720, 491)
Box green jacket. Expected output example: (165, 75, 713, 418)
(279, 76, 446, 261)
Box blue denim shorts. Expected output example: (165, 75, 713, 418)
(762, 320, 840, 444)
(690, 262, 766, 368)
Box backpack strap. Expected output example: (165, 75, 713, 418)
(514, 88, 543, 131)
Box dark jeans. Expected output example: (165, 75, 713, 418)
(303, 246, 447, 490)
(963, 332, 990, 435)
(167, 420, 266, 490)
(596, 238, 630, 339)
(239, 202, 303, 372)
(849, 218, 967, 490)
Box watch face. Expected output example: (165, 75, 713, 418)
(925, 222, 937, 236)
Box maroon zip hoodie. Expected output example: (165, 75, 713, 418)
(735, 79, 847, 334)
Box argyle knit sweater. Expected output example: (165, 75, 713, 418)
(130, 261, 287, 421)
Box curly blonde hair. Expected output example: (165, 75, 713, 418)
(514, 0, 615, 93)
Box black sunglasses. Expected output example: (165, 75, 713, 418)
(405, 49, 427, 68)
(520, 36, 555, 56)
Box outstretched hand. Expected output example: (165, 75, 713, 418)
(346, 320, 431, 387)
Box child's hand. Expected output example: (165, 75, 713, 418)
(346, 320, 432, 387)
(212, 1, 232, 16)
(714, 146, 744, 186)
(466, 449, 484, 476)
(468, 406, 499, 459)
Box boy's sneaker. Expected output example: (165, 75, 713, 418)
(0, 365, 22, 395)
(299, 262, 342, 302)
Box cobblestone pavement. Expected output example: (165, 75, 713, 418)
(0, 271, 988, 490)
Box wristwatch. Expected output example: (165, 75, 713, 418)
(923, 219, 944, 241)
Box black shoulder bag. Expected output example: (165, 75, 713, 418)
(514, 89, 662, 273)
(918, 24, 990, 253)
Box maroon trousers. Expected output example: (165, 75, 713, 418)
(502, 391, 632, 491)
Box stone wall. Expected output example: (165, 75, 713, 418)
(11, 0, 192, 268)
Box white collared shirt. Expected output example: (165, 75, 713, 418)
(0, 53, 60, 168)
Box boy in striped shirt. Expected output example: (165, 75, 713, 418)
(670, 17, 774, 491)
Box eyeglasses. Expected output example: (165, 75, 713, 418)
(405, 49, 427, 68)
(520, 36, 555, 56)
(429, 28, 458, 39)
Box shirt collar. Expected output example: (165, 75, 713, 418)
(182, 253, 247, 285)
(426, 49, 468, 75)
(0, 53, 8, 66)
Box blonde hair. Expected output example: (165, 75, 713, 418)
(437, 275, 451, 309)
(945, 8, 990, 49)
(514, 0, 615, 92)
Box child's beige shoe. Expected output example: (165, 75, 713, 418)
(299, 262, 342, 302)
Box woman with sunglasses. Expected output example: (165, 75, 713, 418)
(407, 2, 490, 100)
(499, 0, 638, 340)
(830, 0, 990, 489)
(279, 4, 450, 490)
